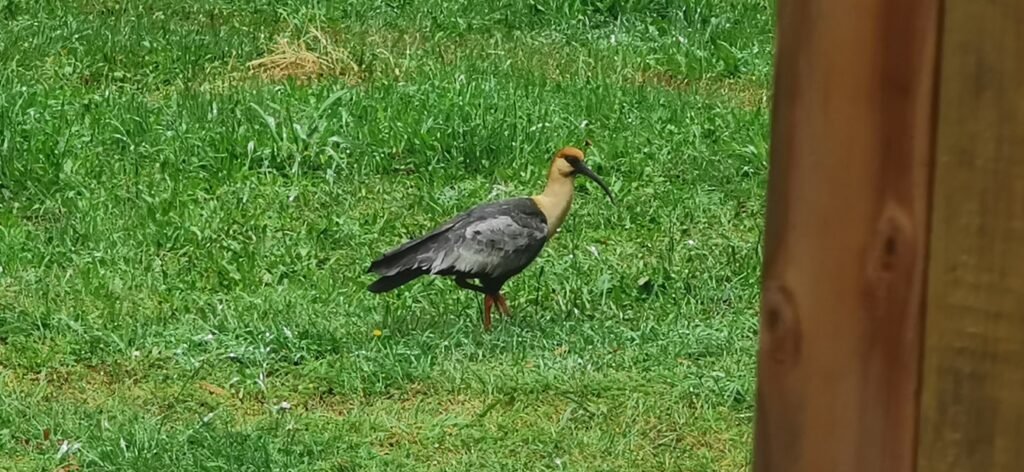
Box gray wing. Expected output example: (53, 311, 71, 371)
(369, 198, 548, 281)
(425, 208, 548, 279)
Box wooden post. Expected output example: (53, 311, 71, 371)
(754, 0, 939, 471)
(755, 0, 1024, 471)
(916, 1, 1024, 470)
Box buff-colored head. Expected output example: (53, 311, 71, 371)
(550, 146, 588, 177)
(546, 144, 614, 202)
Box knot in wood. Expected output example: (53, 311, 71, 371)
(760, 283, 801, 366)
(870, 205, 915, 276)
(861, 205, 918, 324)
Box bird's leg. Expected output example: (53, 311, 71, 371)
(495, 292, 511, 317)
(456, 278, 494, 331)
(483, 294, 494, 331)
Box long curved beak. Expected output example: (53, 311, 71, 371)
(570, 159, 615, 203)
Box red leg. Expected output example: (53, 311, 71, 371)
(495, 292, 511, 316)
(483, 294, 493, 331)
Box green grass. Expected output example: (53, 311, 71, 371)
(0, 0, 772, 470)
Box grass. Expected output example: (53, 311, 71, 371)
(0, 0, 772, 470)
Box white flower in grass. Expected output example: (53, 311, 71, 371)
(56, 440, 81, 460)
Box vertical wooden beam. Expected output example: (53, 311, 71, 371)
(917, 2, 1024, 471)
(754, 1, 940, 471)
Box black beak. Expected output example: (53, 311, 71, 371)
(569, 159, 615, 203)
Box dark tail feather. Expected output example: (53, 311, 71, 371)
(368, 270, 424, 293)
(368, 244, 426, 276)
(368, 230, 444, 292)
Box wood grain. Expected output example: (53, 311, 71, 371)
(916, 1, 1024, 470)
(753, 1, 939, 471)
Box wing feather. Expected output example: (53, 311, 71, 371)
(429, 215, 545, 276)
(426, 199, 548, 279)
(369, 198, 548, 281)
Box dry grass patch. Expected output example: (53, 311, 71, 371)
(633, 71, 767, 109)
(248, 29, 362, 83)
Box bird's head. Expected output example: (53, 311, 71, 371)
(550, 144, 615, 203)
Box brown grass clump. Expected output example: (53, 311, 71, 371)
(248, 29, 362, 83)
(632, 71, 767, 110)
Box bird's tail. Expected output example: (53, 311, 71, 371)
(368, 227, 446, 293)
(367, 269, 424, 293)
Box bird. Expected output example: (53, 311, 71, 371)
(366, 144, 614, 331)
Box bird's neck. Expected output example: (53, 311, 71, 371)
(531, 173, 574, 238)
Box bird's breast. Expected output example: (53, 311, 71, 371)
(531, 194, 573, 237)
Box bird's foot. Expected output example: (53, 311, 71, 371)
(483, 295, 494, 331)
(482, 293, 510, 330)
(495, 293, 512, 317)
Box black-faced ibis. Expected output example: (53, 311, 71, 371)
(367, 145, 614, 330)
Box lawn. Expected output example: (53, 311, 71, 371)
(0, 0, 772, 470)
